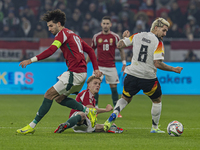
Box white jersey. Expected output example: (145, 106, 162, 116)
(123, 32, 164, 79)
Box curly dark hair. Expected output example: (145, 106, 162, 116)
(41, 9, 66, 26)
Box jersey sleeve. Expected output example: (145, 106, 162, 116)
(82, 40, 99, 70)
(91, 35, 96, 49)
(36, 31, 67, 61)
(122, 33, 138, 47)
(154, 41, 164, 60)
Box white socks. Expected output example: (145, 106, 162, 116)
(29, 122, 36, 128)
(113, 98, 128, 117)
(151, 102, 162, 129)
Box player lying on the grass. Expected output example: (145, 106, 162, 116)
(103, 18, 183, 133)
(54, 76, 123, 133)
(16, 9, 102, 135)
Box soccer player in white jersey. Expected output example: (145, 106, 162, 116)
(86, 16, 126, 118)
(104, 18, 183, 133)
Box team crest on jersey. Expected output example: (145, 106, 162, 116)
(98, 38, 103, 43)
(109, 38, 113, 45)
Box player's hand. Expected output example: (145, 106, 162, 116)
(123, 30, 130, 38)
(173, 67, 183, 73)
(121, 65, 126, 73)
(94, 70, 102, 78)
(19, 59, 32, 68)
(105, 104, 113, 112)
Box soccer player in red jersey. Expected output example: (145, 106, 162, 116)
(54, 76, 123, 133)
(16, 9, 102, 135)
(86, 16, 126, 118)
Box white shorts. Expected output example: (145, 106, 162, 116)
(53, 71, 87, 96)
(71, 111, 95, 133)
(95, 66, 119, 84)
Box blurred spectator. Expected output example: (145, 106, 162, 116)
(184, 50, 199, 61)
(139, 0, 155, 10)
(168, 2, 184, 28)
(134, 11, 149, 30)
(33, 22, 48, 38)
(67, 9, 83, 33)
(1, 0, 14, 16)
(52, 0, 65, 9)
(115, 23, 123, 38)
(183, 15, 200, 40)
(133, 20, 147, 33)
(186, 2, 200, 26)
(0, 24, 15, 37)
(79, 22, 93, 38)
(160, 11, 173, 27)
(0, 0, 4, 28)
(88, 3, 103, 21)
(120, 11, 132, 31)
(166, 23, 186, 38)
(2, 10, 20, 31)
(110, 12, 119, 31)
(156, 0, 174, 10)
(97, 0, 108, 15)
(16, 16, 33, 37)
(119, 3, 134, 26)
(107, 0, 122, 15)
(57, 2, 71, 22)
(19, 6, 35, 25)
(83, 12, 100, 34)
(39, 2, 53, 18)
(70, 0, 89, 14)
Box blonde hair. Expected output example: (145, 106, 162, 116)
(87, 76, 102, 84)
(150, 18, 170, 32)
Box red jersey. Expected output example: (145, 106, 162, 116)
(36, 28, 98, 73)
(69, 89, 96, 118)
(91, 31, 120, 67)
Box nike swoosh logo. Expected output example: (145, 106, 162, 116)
(20, 130, 28, 133)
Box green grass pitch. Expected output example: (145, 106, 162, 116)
(0, 95, 199, 150)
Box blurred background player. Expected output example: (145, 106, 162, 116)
(16, 9, 102, 135)
(86, 16, 126, 118)
(104, 18, 183, 133)
(54, 76, 123, 133)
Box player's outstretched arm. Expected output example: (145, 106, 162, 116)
(154, 60, 183, 73)
(95, 104, 113, 114)
(19, 59, 32, 68)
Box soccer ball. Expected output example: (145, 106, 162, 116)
(167, 120, 184, 137)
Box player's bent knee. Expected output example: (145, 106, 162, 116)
(44, 86, 59, 100)
(76, 112, 86, 121)
(55, 95, 66, 103)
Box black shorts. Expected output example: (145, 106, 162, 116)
(122, 74, 162, 99)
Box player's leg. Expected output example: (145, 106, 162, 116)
(54, 71, 89, 112)
(104, 67, 121, 116)
(142, 79, 164, 133)
(54, 71, 97, 127)
(104, 75, 139, 131)
(109, 83, 122, 117)
(16, 86, 60, 134)
(92, 69, 104, 108)
(109, 84, 118, 107)
(54, 112, 86, 133)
